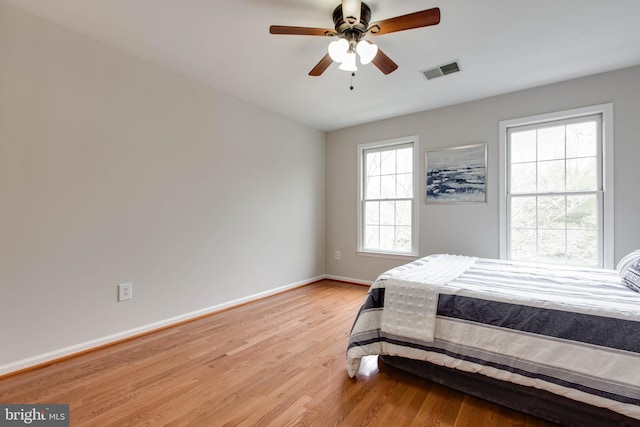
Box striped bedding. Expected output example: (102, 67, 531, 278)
(346, 255, 640, 421)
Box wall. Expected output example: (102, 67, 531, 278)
(0, 2, 325, 373)
(326, 65, 640, 283)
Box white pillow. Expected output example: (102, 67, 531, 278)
(616, 249, 640, 276)
(623, 257, 640, 293)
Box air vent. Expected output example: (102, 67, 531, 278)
(420, 60, 461, 81)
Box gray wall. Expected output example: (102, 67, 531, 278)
(0, 2, 325, 371)
(3, 0, 639, 374)
(326, 65, 640, 283)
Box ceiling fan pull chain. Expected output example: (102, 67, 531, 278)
(350, 72, 355, 90)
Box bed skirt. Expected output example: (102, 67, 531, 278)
(379, 356, 640, 427)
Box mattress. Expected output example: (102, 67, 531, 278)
(346, 255, 640, 421)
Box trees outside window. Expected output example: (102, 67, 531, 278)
(358, 137, 418, 257)
(499, 105, 614, 268)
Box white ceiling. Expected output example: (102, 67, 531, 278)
(6, 0, 640, 131)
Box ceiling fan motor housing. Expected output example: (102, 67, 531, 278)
(332, 3, 372, 38)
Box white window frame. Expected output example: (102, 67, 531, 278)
(357, 136, 419, 259)
(499, 104, 614, 268)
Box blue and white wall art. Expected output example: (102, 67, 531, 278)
(426, 143, 487, 203)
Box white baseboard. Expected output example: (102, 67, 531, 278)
(0, 275, 326, 377)
(324, 274, 372, 286)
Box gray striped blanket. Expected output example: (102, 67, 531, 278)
(346, 255, 640, 421)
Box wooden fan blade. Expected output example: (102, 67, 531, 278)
(309, 54, 333, 76)
(370, 7, 440, 36)
(270, 25, 335, 37)
(371, 48, 398, 75)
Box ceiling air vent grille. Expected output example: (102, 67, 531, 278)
(421, 60, 461, 81)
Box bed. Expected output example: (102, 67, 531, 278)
(346, 253, 640, 426)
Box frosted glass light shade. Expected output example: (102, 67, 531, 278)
(339, 52, 358, 71)
(328, 39, 349, 63)
(356, 40, 378, 65)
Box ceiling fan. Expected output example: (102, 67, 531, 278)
(269, 0, 440, 76)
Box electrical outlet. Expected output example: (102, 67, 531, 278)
(118, 283, 132, 302)
(335, 250, 341, 260)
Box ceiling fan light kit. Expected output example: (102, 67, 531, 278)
(356, 41, 378, 65)
(269, 1, 440, 77)
(329, 39, 377, 69)
(328, 38, 349, 63)
(338, 52, 358, 72)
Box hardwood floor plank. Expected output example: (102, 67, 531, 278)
(0, 280, 560, 426)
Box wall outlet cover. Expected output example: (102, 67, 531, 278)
(118, 283, 133, 301)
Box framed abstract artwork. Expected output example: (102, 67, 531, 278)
(426, 143, 487, 203)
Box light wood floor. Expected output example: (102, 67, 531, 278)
(0, 280, 559, 426)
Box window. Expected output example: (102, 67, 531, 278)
(499, 104, 614, 268)
(358, 137, 419, 257)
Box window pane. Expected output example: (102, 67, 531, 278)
(538, 195, 565, 229)
(364, 201, 379, 225)
(380, 201, 395, 226)
(397, 147, 413, 173)
(366, 176, 380, 199)
(537, 126, 565, 161)
(511, 130, 536, 163)
(566, 122, 597, 158)
(567, 229, 598, 266)
(566, 157, 597, 191)
(538, 160, 565, 193)
(380, 226, 395, 250)
(397, 173, 413, 198)
(538, 229, 566, 263)
(511, 162, 536, 193)
(396, 226, 412, 252)
(511, 196, 536, 228)
(510, 194, 599, 265)
(366, 152, 380, 177)
(380, 150, 396, 175)
(511, 228, 537, 261)
(566, 195, 597, 230)
(380, 175, 396, 199)
(396, 201, 412, 226)
(365, 225, 379, 249)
